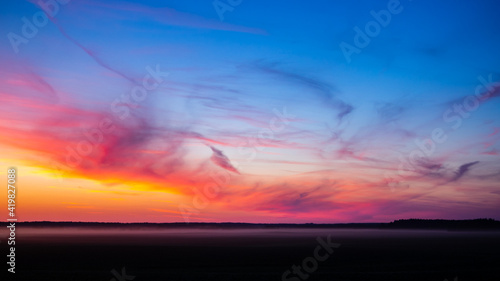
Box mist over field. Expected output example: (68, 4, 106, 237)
(1, 0, 500, 280)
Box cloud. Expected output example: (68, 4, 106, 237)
(73, 0, 266, 35)
(376, 102, 406, 123)
(450, 161, 480, 182)
(209, 146, 240, 174)
(254, 60, 354, 122)
(2, 71, 60, 104)
(0, 88, 222, 195)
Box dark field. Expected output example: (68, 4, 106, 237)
(8, 226, 500, 281)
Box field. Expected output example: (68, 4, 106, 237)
(11, 226, 500, 281)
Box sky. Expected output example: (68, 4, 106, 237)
(0, 0, 499, 223)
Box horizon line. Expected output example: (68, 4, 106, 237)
(3, 218, 498, 224)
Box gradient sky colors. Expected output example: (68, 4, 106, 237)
(1, 0, 499, 223)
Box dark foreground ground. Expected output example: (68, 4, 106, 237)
(4, 225, 500, 281)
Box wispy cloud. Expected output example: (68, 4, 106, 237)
(209, 146, 240, 174)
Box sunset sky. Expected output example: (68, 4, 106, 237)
(1, 0, 499, 223)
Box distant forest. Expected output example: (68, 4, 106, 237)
(384, 218, 500, 229)
(2, 218, 500, 230)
